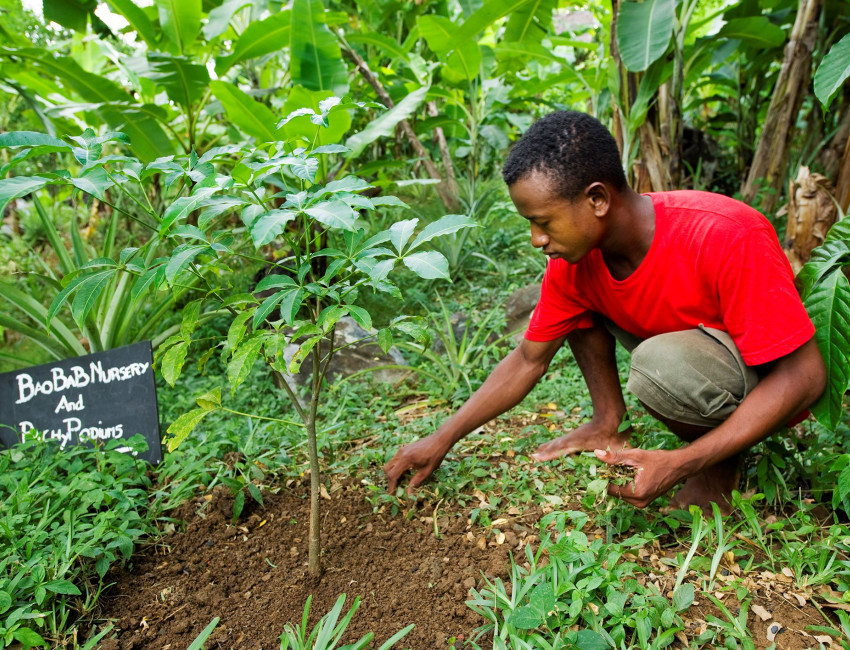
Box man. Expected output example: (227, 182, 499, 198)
(384, 111, 826, 513)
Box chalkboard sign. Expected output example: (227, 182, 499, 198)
(0, 341, 162, 464)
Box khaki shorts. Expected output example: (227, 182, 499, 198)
(607, 322, 759, 427)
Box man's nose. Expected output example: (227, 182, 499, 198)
(530, 224, 548, 248)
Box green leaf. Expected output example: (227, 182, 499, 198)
(815, 32, 850, 110)
(402, 250, 450, 280)
(155, 0, 201, 54)
(44, 0, 100, 32)
(0, 131, 70, 149)
(616, 0, 675, 72)
(0, 176, 51, 214)
(70, 269, 115, 327)
(106, 0, 160, 47)
(347, 31, 409, 61)
(289, 334, 322, 373)
(346, 305, 372, 331)
(196, 386, 222, 410)
(377, 328, 393, 353)
(210, 80, 277, 142)
(161, 340, 189, 387)
(70, 168, 114, 200)
(204, 0, 251, 40)
(503, 0, 556, 43)
(672, 583, 694, 611)
(165, 245, 209, 284)
(167, 407, 211, 451)
(389, 218, 418, 254)
(717, 17, 786, 49)
(345, 86, 429, 158)
(250, 209, 298, 247)
(290, 0, 348, 95)
(0, 590, 10, 614)
(305, 200, 357, 230)
(228, 334, 265, 391)
(43, 580, 82, 596)
(453, 0, 537, 44)
(418, 15, 456, 55)
(446, 41, 482, 81)
(510, 605, 544, 630)
(575, 629, 610, 650)
(410, 214, 476, 251)
(147, 53, 210, 109)
(12, 628, 47, 649)
(228, 311, 253, 353)
(215, 10, 291, 73)
(806, 268, 850, 430)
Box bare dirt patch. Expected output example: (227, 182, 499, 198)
(100, 481, 537, 649)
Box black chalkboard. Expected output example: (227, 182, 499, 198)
(0, 341, 162, 464)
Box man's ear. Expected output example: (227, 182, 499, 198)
(585, 182, 611, 217)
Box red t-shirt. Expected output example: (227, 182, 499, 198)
(525, 191, 814, 367)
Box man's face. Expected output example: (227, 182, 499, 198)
(508, 172, 605, 265)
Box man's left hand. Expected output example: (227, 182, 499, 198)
(594, 448, 683, 508)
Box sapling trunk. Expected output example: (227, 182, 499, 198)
(306, 414, 322, 577)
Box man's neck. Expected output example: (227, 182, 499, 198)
(600, 189, 656, 281)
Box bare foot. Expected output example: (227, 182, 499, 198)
(667, 456, 739, 516)
(532, 421, 631, 462)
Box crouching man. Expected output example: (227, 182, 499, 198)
(384, 111, 826, 514)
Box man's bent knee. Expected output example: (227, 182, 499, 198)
(626, 327, 758, 428)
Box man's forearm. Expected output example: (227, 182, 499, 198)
(433, 344, 554, 446)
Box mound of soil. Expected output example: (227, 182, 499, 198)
(100, 481, 536, 649)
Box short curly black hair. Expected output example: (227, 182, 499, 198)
(502, 111, 627, 200)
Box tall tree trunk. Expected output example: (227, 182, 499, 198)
(740, 0, 822, 214)
(836, 133, 850, 213)
(783, 166, 838, 273)
(634, 120, 673, 193)
(426, 101, 460, 199)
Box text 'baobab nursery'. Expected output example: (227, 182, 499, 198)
(0, 342, 162, 464)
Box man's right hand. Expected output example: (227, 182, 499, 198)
(384, 433, 452, 494)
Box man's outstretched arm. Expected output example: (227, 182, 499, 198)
(384, 334, 566, 492)
(600, 336, 827, 507)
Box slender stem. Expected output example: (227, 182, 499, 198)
(219, 406, 303, 428)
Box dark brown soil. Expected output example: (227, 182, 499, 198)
(99, 480, 536, 649)
(97, 478, 835, 650)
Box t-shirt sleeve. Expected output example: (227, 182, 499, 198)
(718, 227, 814, 366)
(525, 259, 594, 341)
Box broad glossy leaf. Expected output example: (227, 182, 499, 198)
(290, 0, 348, 95)
(509, 605, 544, 630)
(806, 268, 850, 431)
(70, 168, 113, 200)
(209, 80, 277, 142)
(204, 0, 251, 40)
(43, 579, 81, 595)
(0, 176, 51, 213)
(106, 0, 160, 47)
(166, 407, 210, 451)
(418, 15, 456, 55)
(196, 386, 222, 410)
(347, 32, 409, 61)
(0, 131, 70, 149)
(389, 218, 418, 254)
(672, 583, 694, 611)
(575, 629, 610, 650)
(453, 0, 538, 45)
(815, 32, 850, 109)
(288, 334, 322, 374)
(305, 200, 357, 230)
(147, 53, 210, 108)
(322, 176, 373, 194)
(410, 214, 477, 250)
(402, 250, 450, 280)
(345, 86, 429, 158)
(445, 41, 482, 81)
(503, 0, 556, 43)
(155, 0, 201, 54)
(250, 209, 298, 246)
(292, 157, 319, 182)
(371, 195, 409, 208)
(215, 10, 291, 74)
(616, 0, 675, 72)
(717, 17, 786, 49)
(12, 628, 46, 648)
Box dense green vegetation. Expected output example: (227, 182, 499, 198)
(1, 0, 850, 647)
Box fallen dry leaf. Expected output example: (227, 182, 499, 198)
(319, 484, 331, 500)
(751, 604, 772, 621)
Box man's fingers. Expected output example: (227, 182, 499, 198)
(407, 466, 433, 492)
